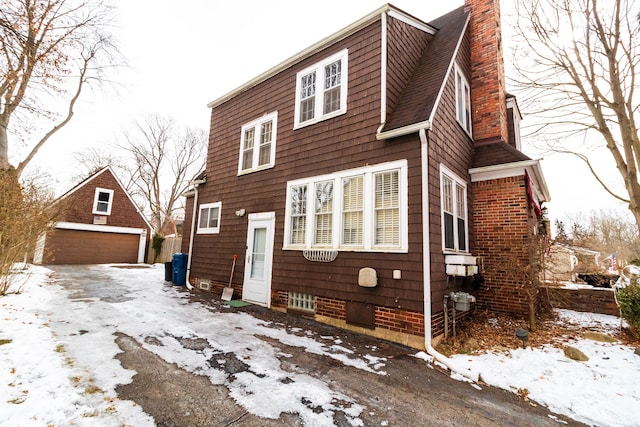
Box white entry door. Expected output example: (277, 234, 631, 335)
(242, 212, 275, 306)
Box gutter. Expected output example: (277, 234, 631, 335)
(418, 127, 479, 382)
(184, 179, 206, 290)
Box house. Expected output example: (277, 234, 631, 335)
(181, 0, 550, 350)
(34, 166, 151, 265)
(545, 243, 601, 283)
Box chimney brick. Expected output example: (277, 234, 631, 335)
(466, 0, 509, 144)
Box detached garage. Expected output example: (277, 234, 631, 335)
(35, 167, 151, 265)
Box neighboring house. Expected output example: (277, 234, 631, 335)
(34, 166, 151, 265)
(545, 243, 601, 283)
(181, 0, 550, 350)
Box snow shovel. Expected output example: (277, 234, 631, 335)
(222, 254, 237, 301)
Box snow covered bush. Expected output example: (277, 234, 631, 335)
(617, 284, 640, 337)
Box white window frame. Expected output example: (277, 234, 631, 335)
(238, 111, 278, 175)
(283, 160, 408, 252)
(92, 188, 114, 215)
(294, 49, 348, 129)
(454, 64, 472, 137)
(197, 202, 222, 234)
(440, 165, 469, 253)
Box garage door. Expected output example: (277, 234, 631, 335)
(43, 229, 140, 265)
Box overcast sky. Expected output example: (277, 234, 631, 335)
(26, 0, 628, 224)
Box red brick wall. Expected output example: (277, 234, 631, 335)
(375, 307, 425, 336)
(467, 0, 509, 143)
(316, 296, 347, 321)
(542, 286, 619, 317)
(472, 175, 536, 314)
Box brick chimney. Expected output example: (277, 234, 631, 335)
(466, 0, 509, 144)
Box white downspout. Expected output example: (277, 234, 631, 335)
(420, 128, 478, 382)
(185, 180, 205, 290)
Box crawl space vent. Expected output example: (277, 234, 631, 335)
(199, 279, 210, 291)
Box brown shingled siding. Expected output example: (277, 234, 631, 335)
(187, 11, 483, 346)
(425, 30, 475, 317)
(187, 19, 434, 314)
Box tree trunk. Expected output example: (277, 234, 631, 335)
(0, 121, 10, 170)
(528, 301, 537, 332)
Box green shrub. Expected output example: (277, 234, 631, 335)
(151, 233, 165, 263)
(618, 284, 640, 338)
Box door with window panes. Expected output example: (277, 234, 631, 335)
(242, 213, 275, 306)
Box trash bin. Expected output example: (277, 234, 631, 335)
(164, 262, 173, 282)
(172, 253, 188, 286)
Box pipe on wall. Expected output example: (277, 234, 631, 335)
(419, 127, 478, 382)
(185, 179, 205, 290)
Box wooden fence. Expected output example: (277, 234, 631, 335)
(148, 236, 183, 264)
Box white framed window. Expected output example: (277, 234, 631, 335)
(440, 165, 468, 253)
(454, 64, 472, 136)
(92, 188, 114, 215)
(294, 49, 348, 128)
(197, 202, 222, 234)
(239, 111, 278, 174)
(284, 160, 408, 252)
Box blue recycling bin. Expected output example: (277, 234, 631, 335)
(172, 253, 188, 286)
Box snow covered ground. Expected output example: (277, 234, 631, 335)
(0, 264, 639, 426)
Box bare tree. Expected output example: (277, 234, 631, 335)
(555, 210, 640, 265)
(0, 168, 57, 295)
(114, 114, 207, 235)
(511, 0, 640, 229)
(0, 0, 120, 176)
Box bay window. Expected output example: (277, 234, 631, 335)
(284, 160, 407, 252)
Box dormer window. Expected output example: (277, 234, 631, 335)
(93, 188, 114, 215)
(294, 49, 348, 128)
(454, 64, 472, 136)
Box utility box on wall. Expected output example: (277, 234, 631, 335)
(358, 267, 377, 287)
(450, 292, 476, 311)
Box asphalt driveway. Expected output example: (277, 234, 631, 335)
(49, 264, 583, 426)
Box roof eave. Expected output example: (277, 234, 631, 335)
(469, 158, 551, 203)
(376, 120, 432, 140)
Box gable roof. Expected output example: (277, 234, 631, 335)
(54, 166, 153, 231)
(380, 6, 470, 134)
